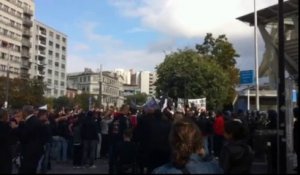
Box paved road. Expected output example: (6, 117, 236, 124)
(47, 159, 109, 174)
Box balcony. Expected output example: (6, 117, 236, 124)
(0, 19, 22, 31)
(21, 39, 31, 48)
(23, 8, 33, 16)
(21, 50, 30, 58)
(23, 18, 33, 27)
(40, 30, 47, 36)
(21, 61, 30, 69)
(38, 40, 46, 46)
(22, 29, 32, 37)
(37, 60, 46, 66)
(38, 50, 46, 56)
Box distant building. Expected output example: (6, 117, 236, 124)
(32, 20, 67, 98)
(67, 68, 124, 108)
(66, 87, 78, 99)
(114, 68, 131, 84)
(123, 84, 141, 96)
(129, 70, 157, 95)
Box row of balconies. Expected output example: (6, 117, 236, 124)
(21, 38, 31, 48)
(0, 5, 22, 20)
(7, 0, 34, 16)
(0, 30, 22, 42)
(23, 17, 33, 27)
(0, 18, 22, 31)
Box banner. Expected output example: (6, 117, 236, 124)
(188, 98, 206, 110)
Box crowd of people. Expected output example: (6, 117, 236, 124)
(0, 101, 299, 174)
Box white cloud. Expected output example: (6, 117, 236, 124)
(110, 0, 278, 38)
(126, 27, 148, 33)
(71, 43, 90, 52)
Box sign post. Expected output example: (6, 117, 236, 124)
(240, 70, 254, 111)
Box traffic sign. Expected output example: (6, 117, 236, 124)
(240, 70, 254, 85)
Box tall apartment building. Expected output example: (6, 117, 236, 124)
(67, 68, 124, 108)
(130, 70, 157, 95)
(114, 68, 131, 84)
(32, 20, 67, 98)
(149, 72, 157, 96)
(0, 0, 34, 79)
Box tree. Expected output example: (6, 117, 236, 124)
(0, 77, 45, 109)
(155, 49, 231, 110)
(73, 93, 97, 111)
(53, 96, 74, 111)
(196, 33, 240, 106)
(124, 92, 148, 106)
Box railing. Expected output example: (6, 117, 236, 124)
(23, 7, 33, 16)
(0, 18, 22, 31)
(23, 17, 33, 27)
(22, 29, 32, 36)
(21, 50, 30, 58)
(0, 31, 21, 42)
(21, 39, 31, 48)
(0, 5, 22, 20)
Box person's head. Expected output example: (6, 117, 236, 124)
(169, 118, 204, 168)
(120, 104, 130, 115)
(224, 120, 248, 141)
(0, 109, 8, 122)
(38, 110, 48, 122)
(22, 105, 34, 118)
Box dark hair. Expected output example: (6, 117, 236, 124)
(170, 118, 204, 168)
(224, 120, 248, 141)
(123, 128, 133, 139)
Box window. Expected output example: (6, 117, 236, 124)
(55, 62, 59, 67)
(61, 55, 66, 60)
(61, 64, 65, 69)
(48, 50, 53, 55)
(61, 73, 65, 78)
(55, 71, 59, 76)
(62, 46, 66, 51)
(49, 31, 53, 37)
(60, 81, 65, 86)
(49, 41, 53, 46)
(48, 69, 52, 75)
(62, 37, 66, 43)
(54, 89, 58, 95)
(60, 90, 64, 96)
(56, 34, 60, 40)
(47, 79, 51, 84)
(54, 80, 58, 85)
(56, 44, 60, 49)
(55, 53, 59, 58)
(48, 60, 52, 65)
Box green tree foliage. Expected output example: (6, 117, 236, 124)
(124, 92, 148, 106)
(73, 93, 97, 111)
(53, 96, 74, 111)
(0, 77, 45, 109)
(195, 33, 240, 106)
(155, 49, 231, 110)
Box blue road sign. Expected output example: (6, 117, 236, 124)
(240, 70, 254, 85)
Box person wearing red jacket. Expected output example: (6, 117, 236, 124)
(213, 111, 225, 158)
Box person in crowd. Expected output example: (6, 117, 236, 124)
(220, 120, 254, 174)
(108, 104, 131, 174)
(265, 109, 278, 173)
(81, 111, 99, 168)
(93, 109, 102, 159)
(116, 128, 137, 174)
(100, 107, 114, 158)
(37, 106, 52, 173)
(56, 108, 70, 163)
(0, 109, 18, 174)
(17, 105, 47, 174)
(129, 107, 138, 128)
(213, 111, 225, 158)
(293, 106, 299, 173)
(70, 113, 83, 168)
(146, 109, 172, 173)
(153, 118, 223, 174)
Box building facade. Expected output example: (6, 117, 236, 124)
(67, 68, 124, 108)
(0, 0, 34, 79)
(32, 20, 67, 98)
(149, 72, 157, 96)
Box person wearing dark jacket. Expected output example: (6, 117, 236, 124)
(220, 120, 254, 174)
(71, 114, 83, 168)
(0, 109, 18, 174)
(81, 111, 99, 168)
(108, 104, 131, 174)
(293, 107, 299, 173)
(17, 105, 47, 174)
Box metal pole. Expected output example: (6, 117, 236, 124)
(247, 86, 250, 111)
(277, 0, 286, 173)
(254, 0, 260, 111)
(99, 65, 102, 108)
(5, 46, 11, 109)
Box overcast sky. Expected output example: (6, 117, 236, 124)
(35, 0, 278, 73)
